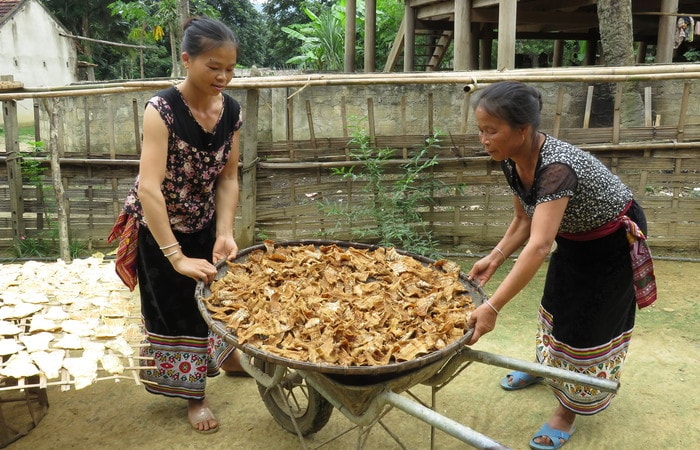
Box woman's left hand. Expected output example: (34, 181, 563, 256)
(212, 236, 238, 264)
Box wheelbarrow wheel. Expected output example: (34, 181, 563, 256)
(253, 358, 333, 436)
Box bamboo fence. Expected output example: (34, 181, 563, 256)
(1, 66, 699, 257)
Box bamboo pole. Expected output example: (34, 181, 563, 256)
(253, 139, 700, 170)
(4, 64, 700, 101)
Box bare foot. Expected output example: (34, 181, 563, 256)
(221, 349, 246, 374)
(532, 405, 576, 447)
(188, 398, 218, 434)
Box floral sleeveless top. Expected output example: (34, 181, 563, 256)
(122, 86, 242, 233)
(501, 134, 632, 233)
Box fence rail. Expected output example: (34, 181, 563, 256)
(1, 67, 699, 258)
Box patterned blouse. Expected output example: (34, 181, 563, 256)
(502, 134, 632, 233)
(122, 86, 242, 233)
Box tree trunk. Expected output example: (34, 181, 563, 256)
(170, 0, 189, 78)
(597, 0, 644, 127)
(169, 28, 179, 77)
(43, 98, 72, 262)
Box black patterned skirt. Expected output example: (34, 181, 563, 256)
(537, 204, 647, 414)
(136, 220, 234, 399)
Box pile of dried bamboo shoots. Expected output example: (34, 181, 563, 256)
(204, 242, 475, 367)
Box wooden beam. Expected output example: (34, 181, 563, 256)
(471, 10, 598, 26)
(404, 5, 417, 71)
(384, 19, 406, 72)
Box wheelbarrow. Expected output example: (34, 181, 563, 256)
(195, 240, 619, 449)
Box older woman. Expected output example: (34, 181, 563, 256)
(466, 81, 656, 449)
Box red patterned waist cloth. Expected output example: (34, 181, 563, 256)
(558, 201, 657, 309)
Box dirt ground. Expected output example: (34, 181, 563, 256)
(4, 257, 699, 450)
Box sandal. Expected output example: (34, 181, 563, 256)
(529, 423, 575, 450)
(500, 371, 543, 390)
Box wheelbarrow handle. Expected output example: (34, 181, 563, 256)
(453, 347, 620, 393)
(237, 352, 287, 391)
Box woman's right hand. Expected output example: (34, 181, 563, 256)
(467, 255, 499, 287)
(168, 253, 218, 284)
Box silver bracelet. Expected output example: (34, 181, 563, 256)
(163, 248, 180, 258)
(159, 242, 180, 251)
(485, 299, 499, 315)
(493, 246, 506, 262)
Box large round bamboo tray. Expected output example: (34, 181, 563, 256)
(195, 240, 486, 378)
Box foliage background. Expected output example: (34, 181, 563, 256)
(40, 0, 700, 81)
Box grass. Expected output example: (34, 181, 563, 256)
(0, 124, 36, 140)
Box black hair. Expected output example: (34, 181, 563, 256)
(181, 16, 238, 58)
(473, 81, 543, 131)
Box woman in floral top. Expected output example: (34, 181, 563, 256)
(466, 81, 656, 450)
(109, 17, 244, 434)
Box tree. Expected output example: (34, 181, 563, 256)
(43, 0, 132, 80)
(108, 0, 218, 78)
(205, 0, 268, 68)
(281, 0, 403, 72)
(596, 0, 644, 127)
(263, 0, 334, 68)
(283, 4, 346, 71)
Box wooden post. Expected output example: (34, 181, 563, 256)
(552, 39, 564, 67)
(613, 83, 622, 144)
(2, 95, 25, 251)
(497, 0, 517, 70)
(656, 0, 679, 63)
(239, 89, 259, 248)
(344, 0, 356, 73)
(553, 87, 564, 138)
(33, 100, 41, 142)
(364, 0, 376, 73)
(637, 42, 648, 64)
(677, 82, 691, 142)
(132, 98, 141, 155)
(583, 86, 594, 128)
(644, 86, 652, 127)
(480, 26, 494, 70)
(453, 0, 471, 71)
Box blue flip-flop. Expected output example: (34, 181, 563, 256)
(529, 423, 576, 450)
(499, 371, 543, 390)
